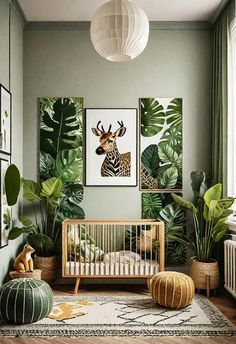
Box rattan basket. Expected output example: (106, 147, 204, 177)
(10, 269, 42, 280)
(190, 258, 220, 290)
(34, 255, 57, 284)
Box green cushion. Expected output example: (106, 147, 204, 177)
(0, 278, 53, 324)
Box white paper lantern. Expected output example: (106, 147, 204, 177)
(90, 0, 149, 61)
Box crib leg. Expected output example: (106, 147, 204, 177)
(74, 278, 80, 294)
(146, 278, 152, 291)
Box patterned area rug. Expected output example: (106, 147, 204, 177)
(0, 295, 236, 337)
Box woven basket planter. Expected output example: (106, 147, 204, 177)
(190, 259, 220, 290)
(34, 256, 57, 284)
(0, 278, 53, 324)
(10, 269, 42, 280)
(151, 271, 195, 309)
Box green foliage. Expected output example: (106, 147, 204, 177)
(142, 193, 162, 219)
(141, 145, 160, 178)
(5, 164, 21, 206)
(39, 97, 85, 247)
(39, 152, 55, 179)
(140, 98, 165, 137)
(40, 97, 82, 158)
(160, 166, 178, 189)
(142, 192, 186, 264)
(54, 148, 82, 182)
(140, 98, 183, 190)
(23, 179, 41, 201)
(27, 233, 54, 257)
(172, 172, 234, 262)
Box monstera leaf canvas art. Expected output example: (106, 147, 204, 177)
(140, 98, 183, 191)
(39, 97, 85, 220)
(141, 192, 186, 265)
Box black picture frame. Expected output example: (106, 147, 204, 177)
(0, 84, 12, 156)
(85, 108, 138, 187)
(0, 155, 11, 249)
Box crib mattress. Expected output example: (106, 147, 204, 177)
(65, 260, 159, 276)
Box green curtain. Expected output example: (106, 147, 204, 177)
(211, 7, 229, 195)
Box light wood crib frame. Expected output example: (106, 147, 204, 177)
(62, 220, 165, 293)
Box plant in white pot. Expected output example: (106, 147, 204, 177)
(172, 170, 234, 296)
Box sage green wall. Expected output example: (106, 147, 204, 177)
(23, 28, 211, 219)
(0, 0, 23, 285)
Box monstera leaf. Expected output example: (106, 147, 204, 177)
(141, 144, 160, 178)
(58, 182, 84, 221)
(62, 182, 84, 205)
(140, 98, 165, 137)
(40, 152, 55, 180)
(54, 148, 82, 182)
(158, 142, 178, 164)
(58, 200, 85, 220)
(161, 122, 182, 152)
(40, 98, 82, 157)
(166, 98, 182, 127)
(142, 193, 162, 219)
(160, 167, 178, 189)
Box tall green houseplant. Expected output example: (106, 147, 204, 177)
(172, 171, 234, 262)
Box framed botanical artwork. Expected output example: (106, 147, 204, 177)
(0, 157, 11, 248)
(85, 108, 137, 186)
(0, 84, 12, 155)
(140, 98, 183, 191)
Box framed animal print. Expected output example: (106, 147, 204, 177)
(0, 84, 11, 155)
(85, 108, 137, 186)
(140, 98, 183, 191)
(0, 157, 11, 248)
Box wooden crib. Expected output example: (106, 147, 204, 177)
(62, 220, 165, 293)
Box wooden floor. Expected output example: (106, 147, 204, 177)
(1, 284, 236, 344)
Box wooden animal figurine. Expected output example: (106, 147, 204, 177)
(14, 244, 35, 272)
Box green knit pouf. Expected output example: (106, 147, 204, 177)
(0, 278, 53, 324)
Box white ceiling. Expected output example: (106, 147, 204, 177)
(18, 0, 223, 22)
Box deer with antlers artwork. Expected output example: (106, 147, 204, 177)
(92, 121, 131, 177)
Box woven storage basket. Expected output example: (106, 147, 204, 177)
(151, 271, 195, 309)
(10, 269, 42, 280)
(190, 259, 220, 289)
(34, 255, 57, 284)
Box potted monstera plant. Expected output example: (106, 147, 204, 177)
(172, 170, 234, 294)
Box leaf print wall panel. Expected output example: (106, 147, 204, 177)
(140, 98, 183, 191)
(141, 192, 186, 265)
(39, 97, 85, 221)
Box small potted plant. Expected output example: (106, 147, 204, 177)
(172, 170, 234, 295)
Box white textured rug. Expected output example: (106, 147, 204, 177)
(0, 295, 236, 337)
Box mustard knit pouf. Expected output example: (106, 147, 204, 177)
(151, 271, 195, 309)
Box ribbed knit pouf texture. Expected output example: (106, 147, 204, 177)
(0, 278, 53, 324)
(151, 271, 195, 309)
